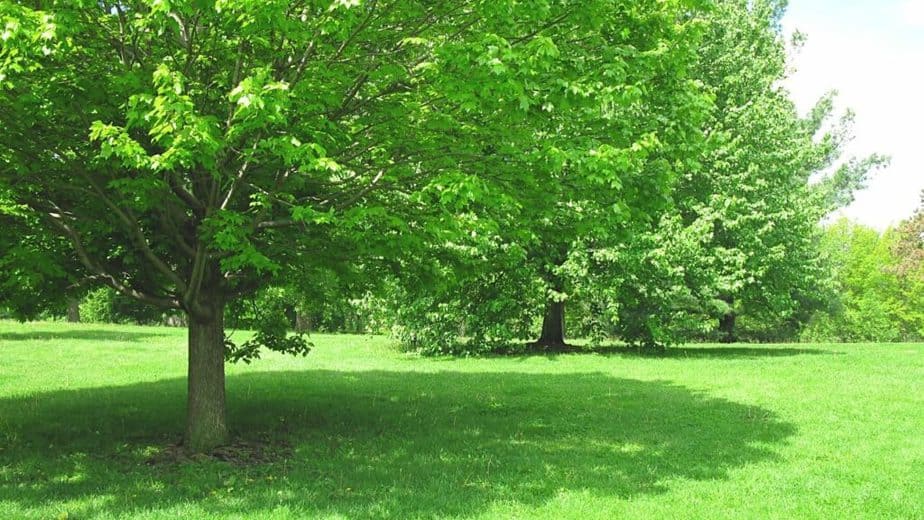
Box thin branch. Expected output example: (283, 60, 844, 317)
(79, 171, 189, 294)
(220, 137, 261, 210)
(44, 207, 180, 310)
(329, 0, 380, 64)
(166, 172, 206, 215)
(335, 169, 385, 209)
(509, 11, 572, 45)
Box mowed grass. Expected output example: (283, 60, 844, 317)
(1, 322, 922, 519)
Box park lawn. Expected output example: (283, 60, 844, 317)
(0, 322, 922, 519)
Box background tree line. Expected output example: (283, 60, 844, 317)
(14, 206, 920, 347)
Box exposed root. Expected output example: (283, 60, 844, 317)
(145, 438, 292, 466)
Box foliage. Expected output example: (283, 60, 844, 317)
(0, 213, 83, 320)
(608, 0, 886, 346)
(1, 0, 730, 445)
(0, 0, 710, 334)
(893, 192, 924, 277)
(79, 286, 174, 324)
(78, 287, 118, 324)
(386, 0, 887, 352)
(569, 213, 721, 347)
(386, 242, 545, 355)
(225, 315, 311, 364)
(802, 219, 923, 342)
(388, 0, 713, 353)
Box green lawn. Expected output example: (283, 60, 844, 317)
(1, 322, 922, 519)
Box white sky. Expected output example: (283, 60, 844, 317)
(782, 0, 924, 229)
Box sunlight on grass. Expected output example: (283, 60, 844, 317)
(1, 321, 923, 519)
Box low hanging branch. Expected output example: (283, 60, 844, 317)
(44, 205, 181, 310)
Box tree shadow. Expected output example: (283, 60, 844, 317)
(584, 345, 838, 359)
(492, 343, 838, 360)
(0, 329, 169, 343)
(0, 370, 795, 518)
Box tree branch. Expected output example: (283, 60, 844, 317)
(44, 207, 180, 310)
(79, 171, 189, 294)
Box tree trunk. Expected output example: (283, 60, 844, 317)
(719, 311, 737, 343)
(185, 302, 229, 453)
(534, 300, 567, 348)
(66, 297, 80, 323)
(295, 308, 311, 333)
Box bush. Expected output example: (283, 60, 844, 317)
(79, 288, 116, 323)
(79, 287, 170, 325)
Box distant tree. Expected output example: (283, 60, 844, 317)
(385, 0, 711, 353)
(610, 0, 887, 346)
(890, 196, 924, 338)
(803, 219, 923, 342)
(893, 193, 924, 277)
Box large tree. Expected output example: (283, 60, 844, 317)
(601, 0, 886, 346)
(385, 0, 711, 353)
(0, 0, 711, 449)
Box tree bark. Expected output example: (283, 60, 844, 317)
(185, 300, 229, 453)
(719, 311, 737, 343)
(533, 248, 569, 349)
(66, 297, 80, 323)
(534, 300, 568, 348)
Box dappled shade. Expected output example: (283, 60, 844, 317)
(571, 345, 837, 359)
(0, 328, 170, 343)
(491, 343, 837, 360)
(0, 369, 794, 518)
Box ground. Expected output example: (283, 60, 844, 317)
(1, 321, 922, 519)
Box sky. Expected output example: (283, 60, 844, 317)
(781, 0, 924, 229)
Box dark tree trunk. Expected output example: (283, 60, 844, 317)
(66, 297, 80, 323)
(185, 299, 229, 453)
(534, 300, 568, 348)
(719, 311, 737, 343)
(533, 247, 569, 349)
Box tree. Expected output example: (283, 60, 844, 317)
(0, 0, 712, 449)
(609, 0, 886, 346)
(510, 7, 709, 349)
(803, 219, 923, 342)
(387, 0, 712, 353)
(566, 211, 720, 347)
(890, 195, 924, 338)
(893, 192, 924, 277)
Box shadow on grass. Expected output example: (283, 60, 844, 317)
(587, 345, 836, 359)
(490, 343, 837, 360)
(0, 370, 795, 518)
(0, 329, 170, 343)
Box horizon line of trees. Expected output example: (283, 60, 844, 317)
(9, 212, 920, 348)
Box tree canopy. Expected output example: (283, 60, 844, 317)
(385, 0, 886, 351)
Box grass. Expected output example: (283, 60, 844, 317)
(1, 321, 922, 519)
